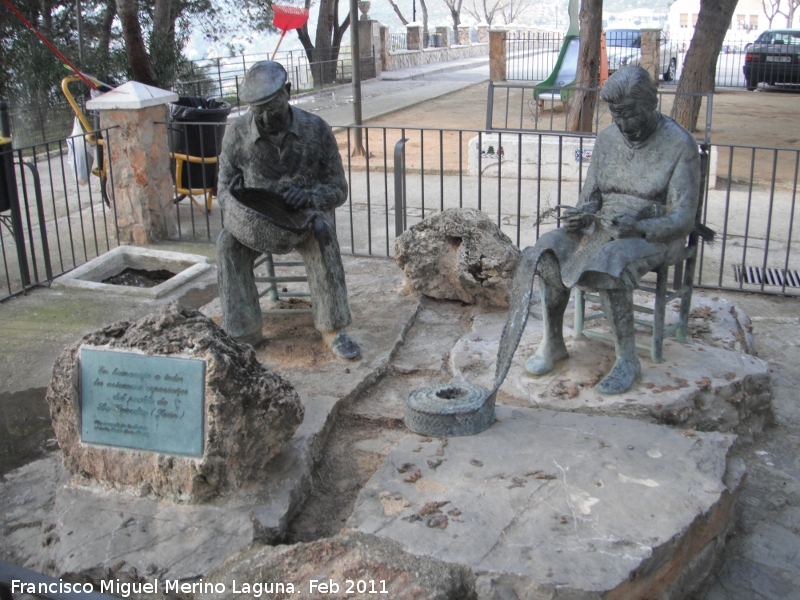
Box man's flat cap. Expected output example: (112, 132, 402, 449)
(240, 61, 288, 105)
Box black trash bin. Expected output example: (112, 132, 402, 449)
(168, 97, 231, 193)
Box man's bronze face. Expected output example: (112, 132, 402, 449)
(251, 87, 290, 134)
(608, 101, 656, 144)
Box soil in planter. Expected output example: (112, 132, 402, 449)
(102, 268, 176, 288)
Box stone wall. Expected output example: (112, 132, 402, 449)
(383, 43, 489, 71)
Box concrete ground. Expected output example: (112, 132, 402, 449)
(2, 58, 800, 597)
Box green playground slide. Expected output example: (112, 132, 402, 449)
(533, 0, 580, 104)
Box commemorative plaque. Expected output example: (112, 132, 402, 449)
(80, 348, 206, 456)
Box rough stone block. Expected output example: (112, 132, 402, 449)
(204, 531, 478, 599)
(395, 208, 520, 308)
(449, 303, 772, 435)
(46, 303, 304, 502)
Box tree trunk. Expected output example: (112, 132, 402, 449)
(671, 0, 738, 132)
(566, 0, 602, 132)
(420, 0, 429, 43)
(97, 0, 116, 54)
(115, 0, 158, 86)
(386, 0, 409, 25)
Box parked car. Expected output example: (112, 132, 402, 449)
(743, 29, 800, 91)
(605, 28, 680, 81)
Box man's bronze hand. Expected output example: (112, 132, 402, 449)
(285, 186, 311, 210)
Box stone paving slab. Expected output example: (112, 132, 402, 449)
(348, 405, 745, 599)
(450, 309, 771, 435)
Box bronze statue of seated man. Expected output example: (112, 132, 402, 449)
(215, 61, 360, 360)
(522, 66, 700, 394)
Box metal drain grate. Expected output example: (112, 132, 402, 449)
(733, 265, 800, 287)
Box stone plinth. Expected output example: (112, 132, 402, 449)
(435, 26, 450, 48)
(407, 23, 422, 50)
(449, 295, 772, 436)
(477, 24, 489, 43)
(349, 405, 745, 599)
(86, 82, 178, 245)
(457, 24, 471, 45)
(46, 303, 304, 503)
(640, 28, 662, 85)
(489, 29, 507, 81)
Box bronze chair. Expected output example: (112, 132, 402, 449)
(254, 253, 311, 314)
(574, 143, 710, 363)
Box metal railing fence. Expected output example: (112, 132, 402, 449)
(0, 115, 120, 302)
(326, 124, 800, 297)
(486, 83, 713, 141)
(2, 116, 796, 303)
(507, 32, 758, 89)
(388, 33, 408, 52)
(506, 33, 567, 82)
(176, 47, 377, 103)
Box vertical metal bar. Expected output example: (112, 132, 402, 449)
(104, 130, 120, 245)
(439, 130, 444, 212)
(346, 128, 354, 253)
(217, 58, 223, 98)
(16, 150, 40, 282)
(93, 113, 110, 251)
(504, 86, 511, 130)
(497, 131, 502, 228)
(383, 128, 389, 256)
(516, 132, 522, 247)
(718, 146, 734, 287)
(365, 127, 372, 255)
(478, 131, 482, 211)
(536, 134, 542, 240)
(22, 162, 53, 281)
(486, 82, 494, 131)
(739, 148, 757, 290)
(760, 149, 779, 293)
(556, 135, 563, 226)
(57, 134, 77, 266)
(394, 135, 408, 238)
(420, 129, 425, 220)
(48, 139, 65, 272)
(458, 130, 463, 207)
(780, 150, 799, 295)
(0, 103, 31, 285)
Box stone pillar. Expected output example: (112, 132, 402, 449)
(489, 29, 507, 82)
(457, 25, 471, 46)
(407, 23, 422, 50)
(477, 24, 489, 43)
(435, 26, 451, 48)
(86, 82, 178, 245)
(357, 3, 382, 77)
(640, 28, 662, 85)
(379, 25, 390, 70)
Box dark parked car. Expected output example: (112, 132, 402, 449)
(743, 29, 800, 91)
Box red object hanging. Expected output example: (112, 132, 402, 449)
(271, 5, 310, 60)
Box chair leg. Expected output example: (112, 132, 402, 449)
(677, 270, 694, 345)
(264, 253, 279, 302)
(574, 288, 585, 337)
(652, 265, 668, 363)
